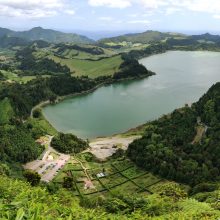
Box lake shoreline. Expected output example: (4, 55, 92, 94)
(36, 50, 220, 140)
(32, 74, 154, 114)
(31, 73, 154, 140)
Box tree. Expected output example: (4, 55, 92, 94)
(33, 108, 41, 118)
(51, 133, 88, 154)
(63, 176, 73, 188)
(23, 170, 41, 186)
(49, 94, 57, 104)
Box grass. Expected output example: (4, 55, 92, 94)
(1, 70, 50, 83)
(0, 97, 14, 124)
(26, 116, 58, 137)
(58, 49, 116, 60)
(191, 126, 205, 144)
(52, 156, 167, 197)
(49, 55, 123, 78)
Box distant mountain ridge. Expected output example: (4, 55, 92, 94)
(98, 30, 220, 45)
(98, 30, 187, 44)
(0, 27, 94, 44)
(191, 33, 220, 42)
(1, 27, 220, 48)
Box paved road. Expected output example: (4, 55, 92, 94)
(24, 135, 70, 182)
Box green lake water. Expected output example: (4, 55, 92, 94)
(43, 51, 220, 139)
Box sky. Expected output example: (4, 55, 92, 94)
(0, 0, 220, 37)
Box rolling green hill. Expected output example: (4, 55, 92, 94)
(0, 27, 13, 38)
(0, 27, 94, 44)
(99, 30, 186, 44)
(0, 35, 29, 48)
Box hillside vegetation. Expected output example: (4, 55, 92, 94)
(50, 54, 123, 78)
(99, 30, 186, 44)
(127, 83, 220, 186)
(0, 97, 14, 124)
(0, 27, 94, 44)
(0, 174, 220, 219)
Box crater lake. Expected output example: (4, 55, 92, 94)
(43, 51, 220, 139)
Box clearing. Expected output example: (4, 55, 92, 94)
(49, 55, 123, 78)
(88, 135, 141, 160)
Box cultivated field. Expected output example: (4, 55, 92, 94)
(53, 153, 166, 197)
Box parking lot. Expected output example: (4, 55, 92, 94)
(24, 136, 70, 182)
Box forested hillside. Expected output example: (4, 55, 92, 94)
(127, 82, 220, 185)
(0, 27, 94, 44)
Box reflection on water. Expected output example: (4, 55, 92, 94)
(43, 51, 220, 139)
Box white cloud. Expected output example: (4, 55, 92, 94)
(88, 0, 131, 8)
(140, 0, 168, 9)
(139, 0, 220, 15)
(170, 0, 220, 14)
(213, 14, 220, 19)
(0, 0, 75, 18)
(88, 0, 220, 17)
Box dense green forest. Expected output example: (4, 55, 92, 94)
(127, 82, 220, 186)
(51, 133, 88, 154)
(0, 75, 96, 118)
(113, 55, 154, 79)
(0, 125, 43, 164)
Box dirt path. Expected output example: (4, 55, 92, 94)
(88, 135, 141, 160)
(74, 157, 91, 180)
(191, 126, 205, 144)
(191, 117, 209, 145)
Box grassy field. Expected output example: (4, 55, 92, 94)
(0, 70, 51, 83)
(1, 70, 35, 83)
(0, 97, 14, 124)
(26, 116, 58, 137)
(49, 55, 123, 78)
(52, 154, 171, 197)
(55, 47, 116, 60)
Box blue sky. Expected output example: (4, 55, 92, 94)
(0, 0, 220, 35)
